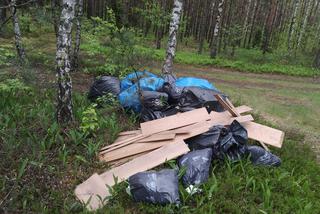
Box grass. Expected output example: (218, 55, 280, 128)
(1, 28, 320, 213)
(138, 46, 319, 77)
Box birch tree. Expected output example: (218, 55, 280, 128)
(9, 0, 25, 63)
(162, 0, 183, 75)
(288, 0, 300, 52)
(210, 0, 225, 59)
(56, 0, 76, 124)
(72, 0, 83, 70)
(297, 0, 313, 50)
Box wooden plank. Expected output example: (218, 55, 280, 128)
(242, 122, 284, 148)
(118, 130, 141, 136)
(140, 107, 210, 135)
(75, 141, 190, 211)
(100, 134, 145, 151)
(137, 133, 175, 143)
(100, 140, 189, 183)
(214, 94, 240, 117)
(99, 140, 173, 160)
(112, 132, 175, 144)
(235, 105, 253, 114)
(106, 151, 151, 167)
(74, 173, 109, 211)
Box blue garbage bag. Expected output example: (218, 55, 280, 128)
(175, 77, 218, 91)
(118, 77, 165, 112)
(120, 70, 158, 91)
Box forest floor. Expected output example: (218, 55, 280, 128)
(1, 33, 320, 213)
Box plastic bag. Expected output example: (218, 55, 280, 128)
(120, 70, 158, 91)
(161, 82, 183, 104)
(141, 91, 168, 111)
(178, 148, 213, 186)
(186, 125, 224, 150)
(175, 77, 218, 91)
(212, 120, 248, 162)
(118, 77, 165, 112)
(128, 169, 180, 205)
(178, 87, 225, 112)
(87, 76, 120, 101)
(140, 106, 179, 122)
(247, 146, 281, 166)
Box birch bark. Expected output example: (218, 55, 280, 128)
(162, 0, 183, 75)
(288, 0, 300, 51)
(56, 0, 76, 124)
(297, 0, 313, 49)
(210, 0, 225, 59)
(10, 0, 25, 63)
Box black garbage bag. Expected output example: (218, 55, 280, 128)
(161, 82, 183, 104)
(212, 120, 248, 162)
(247, 146, 281, 166)
(178, 148, 213, 186)
(178, 87, 226, 112)
(187, 120, 248, 162)
(128, 169, 180, 205)
(141, 91, 169, 111)
(186, 125, 224, 150)
(140, 106, 179, 122)
(87, 76, 120, 101)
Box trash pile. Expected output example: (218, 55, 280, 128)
(75, 71, 285, 211)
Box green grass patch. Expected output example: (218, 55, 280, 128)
(138, 46, 319, 77)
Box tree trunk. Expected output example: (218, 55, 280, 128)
(56, 0, 76, 124)
(162, 0, 183, 75)
(288, 0, 300, 52)
(314, 47, 320, 68)
(242, 0, 252, 47)
(261, 0, 277, 54)
(210, 0, 225, 59)
(297, 0, 313, 50)
(51, 0, 60, 37)
(10, 0, 26, 63)
(72, 0, 83, 71)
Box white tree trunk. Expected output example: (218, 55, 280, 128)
(72, 0, 83, 71)
(288, 0, 300, 51)
(162, 0, 183, 75)
(10, 0, 26, 63)
(56, 0, 76, 124)
(297, 0, 313, 49)
(210, 0, 225, 58)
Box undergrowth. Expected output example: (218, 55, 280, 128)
(0, 76, 320, 213)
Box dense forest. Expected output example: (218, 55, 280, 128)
(1, 0, 320, 64)
(1, 0, 320, 213)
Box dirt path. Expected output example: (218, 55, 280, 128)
(151, 63, 320, 157)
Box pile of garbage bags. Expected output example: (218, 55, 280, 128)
(88, 70, 225, 121)
(88, 70, 282, 205)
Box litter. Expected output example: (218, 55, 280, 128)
(87, 76, 120, 101)
(178, 148, 213, 186)
(128, 169, 180, 204)
(77, 71, 285, 211)
(247, 146, 281, 166)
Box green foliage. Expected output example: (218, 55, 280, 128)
(81, 12, 154, 77)
(134, 0, 171, 28)
(80, 104, 99, 136)
(0, 45, 15, 66)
